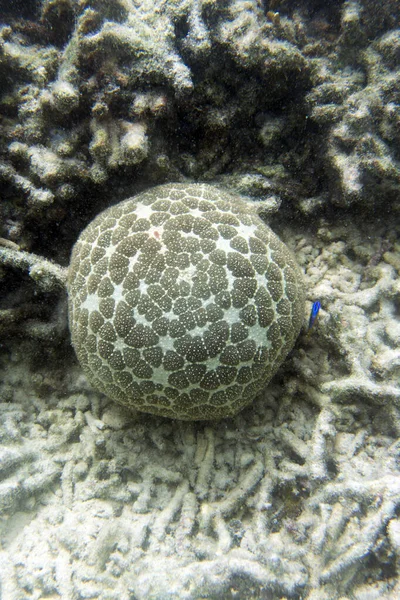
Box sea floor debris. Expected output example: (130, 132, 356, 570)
(0, 221, 399, 599)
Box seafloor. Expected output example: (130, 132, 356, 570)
(0, 1, 400, 598)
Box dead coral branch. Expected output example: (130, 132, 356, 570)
(0, 246, 68, 292)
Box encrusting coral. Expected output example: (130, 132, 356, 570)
(68, 183, 305, 419)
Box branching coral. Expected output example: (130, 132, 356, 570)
(0, 245, 68, 292)
(306, 14, 400, 209)
(1, 0, 317, 244)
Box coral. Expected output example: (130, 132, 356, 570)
(68, 183, 305, 420)
(0, 245, 68, 292)
(0, 162, 55, 209)
(216, 0, 309, 83)
(1, 0, 398, 245)
(359, 0, 400, 39)
(306, 10, 400, 210)
(0, 0, 316, 247)
(89, 118, 149, 182)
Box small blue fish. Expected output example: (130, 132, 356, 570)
(308, 301, 321, 330)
